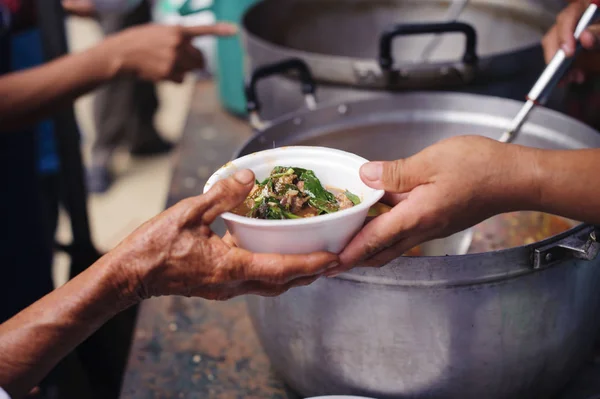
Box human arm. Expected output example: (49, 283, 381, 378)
(335, 135, 600, 270)
(541, 0, 600, 83)
(61, 0, 97, 17)
(0, 23, 236, 131)
(0, 169, 338, 398)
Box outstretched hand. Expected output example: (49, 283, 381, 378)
(331, 136, 538, 274)
(113, 169, 340, 301)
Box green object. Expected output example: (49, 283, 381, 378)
(242, 166, 360, 220)
(155, 0, 258, 115)
(212, 0, 259, 116)
(344, 190, 361, 206)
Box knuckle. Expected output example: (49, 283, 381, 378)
(383, 159, 406, 191)
(209, 179, 234, 202)
(271, 271, 288, 285)
(363, 236, 387, 258)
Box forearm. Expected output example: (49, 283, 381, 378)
(501, 145, 600, 224)
(0, 44, 116, 131)
(530, 147, 600, 224)
(0, 250, 138, 397)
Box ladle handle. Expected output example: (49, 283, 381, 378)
(527, 0, 600, 105)
(379, 21, 478, 70)
(245, 58, 317, 130)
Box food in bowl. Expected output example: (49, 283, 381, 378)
(203, 146, 385, 254)
(232, 166, 361, 220)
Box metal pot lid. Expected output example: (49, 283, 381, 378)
(243, 0, 560, 89)
(236, 90, 600, 284)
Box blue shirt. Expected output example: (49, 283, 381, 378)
(9, 28, 60, 175)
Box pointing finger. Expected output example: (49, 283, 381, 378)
(181, 23, 238, 38)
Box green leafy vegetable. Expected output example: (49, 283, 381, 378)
(344, 190, 361, 206)
(233, 166, 359, 220)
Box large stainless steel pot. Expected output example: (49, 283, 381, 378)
(242, 0, 565, 121)
(237, 61, 600, 399)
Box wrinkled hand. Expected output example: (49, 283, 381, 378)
(542, 0, 600, 84)
(335, 136, 538, 271)
(113, 169, 339, 301)
(99, 23, 237, 83)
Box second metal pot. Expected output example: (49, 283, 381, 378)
(242, 0, 565, 120)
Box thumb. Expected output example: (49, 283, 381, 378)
(181, 23, 238, 38)
(197, 169, 255, 225)
(360, 159, 423, 193)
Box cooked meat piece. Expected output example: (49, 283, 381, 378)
(274, 174, 297, 194)
(281, 174, 295, 185)
(336, 193, 354, 210)
(249, 184, 260, 197)
(280, 189, 299, 208)
(291, 195, 309, 213)
(244, 198, 255, 209)
(297, 181, 305, 192)
(244, 185, 261, 208)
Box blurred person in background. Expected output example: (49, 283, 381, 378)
(0, 0, 235, 322)
(62, 0, 173, 193)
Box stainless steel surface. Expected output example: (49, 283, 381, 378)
(237, 92, 600, 398)
(500, 3, 600, 144)
(419, 228, 473, 257)
(250, 93, 317, 131)
(418, 0, 470, 63)
(242, 0, 564, 120)
(533, 227, 600, 270)
(500, 99, 535, 143)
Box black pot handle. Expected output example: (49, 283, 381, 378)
(379, 21, 478, 71)
(245, 58, 317, 129)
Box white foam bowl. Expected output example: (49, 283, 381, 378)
(204, 146, 385, 254)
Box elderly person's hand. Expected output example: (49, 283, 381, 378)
(0, 169, 338, 398)
(113, 169, 339, 302)
(542, 0, 600, 84)
(331, 135, 600, 274)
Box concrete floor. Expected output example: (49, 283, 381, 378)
(53, 16, 196, 286)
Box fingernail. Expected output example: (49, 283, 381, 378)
(233, 169, 254, 185)
(325, 268, 342, 278)
(361, 162, 383, 182)
(326, 262, 339, 270)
